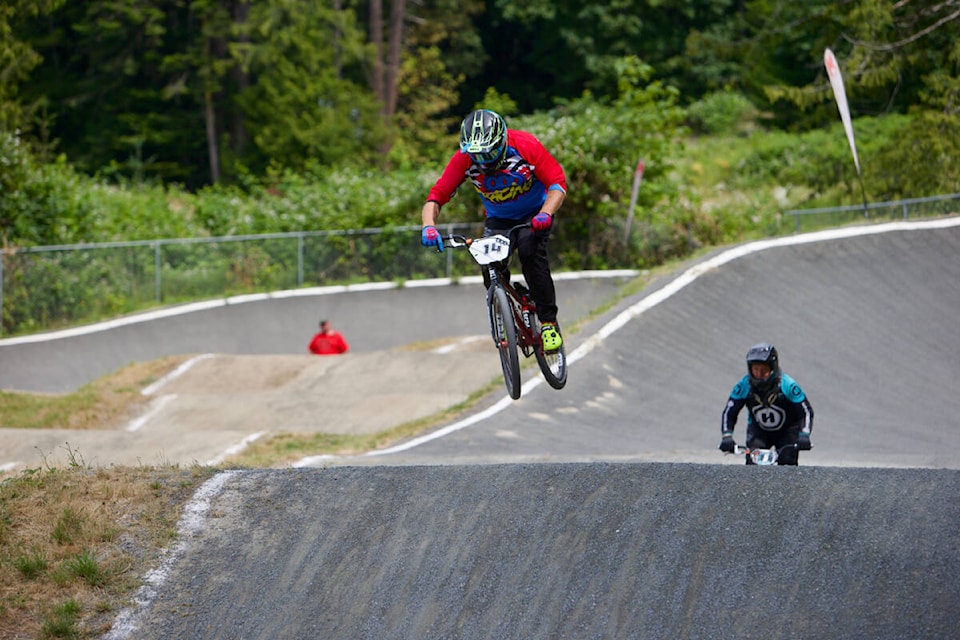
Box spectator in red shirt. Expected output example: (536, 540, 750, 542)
(308, 319, 349, 355)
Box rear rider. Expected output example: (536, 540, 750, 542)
(719, 343, 814, 465)
(419, 109, 567, 351)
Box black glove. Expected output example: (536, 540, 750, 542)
(797, 434, 812, 450)
(719, 433, 736, 453)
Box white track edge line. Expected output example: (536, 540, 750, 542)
(103, 470, 240, 640)
(141, 353, 215, 395)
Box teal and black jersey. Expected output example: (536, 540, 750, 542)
(721, 373, 814, 438)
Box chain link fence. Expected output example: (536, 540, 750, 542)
(0, 223, 482, 336)
(784, 192, 960, 232)
(3, 194, 958, 336)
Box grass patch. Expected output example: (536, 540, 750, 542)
(0, 461, 212, 639)
(0, 356, 191, 431)
(14, 550, 49, 579)
(40, 598, 82, 639)
(51, 508, 85, 546)
(226, 379, 503, 467)
(59, 551, 107, 588)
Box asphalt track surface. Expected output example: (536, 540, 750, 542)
(4, 218, 960, 638)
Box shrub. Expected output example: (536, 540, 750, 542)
(687, 90, 760, 135)
(514, 57, 688, 269)
(732, 113, 917, 204)
(870, 111, 960, 199)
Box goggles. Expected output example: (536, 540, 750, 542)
(465, 142, 505, 165)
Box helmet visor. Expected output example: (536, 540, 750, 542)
(466, 143, 505, 166)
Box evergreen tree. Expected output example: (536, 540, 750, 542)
(232, 0, 386, 173)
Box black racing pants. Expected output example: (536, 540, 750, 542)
(483, 216, 558, 324)
(746, 422, 801, 465)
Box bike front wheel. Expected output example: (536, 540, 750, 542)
(488, 285, 521, 399)
(534, 320, 567, 389)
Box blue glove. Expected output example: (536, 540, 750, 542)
(531, 211, 553, 234)
(421, 225, 443, 252)
(798, 433, 812, 450)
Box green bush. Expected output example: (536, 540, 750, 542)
(870, 111, 960, 199)
(686, 90, 760, 135)
(514, 57, 688, 269)
(732, 114, 916, 205)
(0, 132, 95, 246)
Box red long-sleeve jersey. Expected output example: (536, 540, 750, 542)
(427, 129, 566, 221)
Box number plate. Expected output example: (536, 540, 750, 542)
(469, 235, 511, 265)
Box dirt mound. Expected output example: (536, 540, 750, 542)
(148, 349, 500, 436)
(0, 346, 502, 470)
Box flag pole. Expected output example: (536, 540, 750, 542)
(624, 159, 645, 242)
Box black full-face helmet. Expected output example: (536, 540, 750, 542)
(459, 109, 507, 169)
(746, 342, 781, 393)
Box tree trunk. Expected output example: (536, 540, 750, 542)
(231, 0, 251, 156)
(203, 34, 221, 184)
(383, 0, 406, 117)
(333, 0, 342, 78)
(205, 88, 221, 184)
(369, 0, 385, 104)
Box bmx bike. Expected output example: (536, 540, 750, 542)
(439, 223, 567, 400)
(730, 443, 801, 466)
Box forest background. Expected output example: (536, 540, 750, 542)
(1, 0, 959, 334)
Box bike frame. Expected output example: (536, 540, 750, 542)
(441, 224, 566, 399)
(489, 265, 541, 358)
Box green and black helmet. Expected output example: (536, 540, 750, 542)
(459, 109, 507, 167)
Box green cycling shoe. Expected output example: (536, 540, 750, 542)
(540, 322, 563, 351)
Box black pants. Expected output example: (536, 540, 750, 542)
(483, 217, 558, 324)
(746, 423, 800, 465)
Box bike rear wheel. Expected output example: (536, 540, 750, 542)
(534, 319, 567, 389)
(489, 285, 521, 399)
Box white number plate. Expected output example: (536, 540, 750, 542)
(468, 235, 511, 265)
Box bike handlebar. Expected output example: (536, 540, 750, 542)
(438, 222, 532, 252)
(731, 444, 799, 455)
(443, 234, 471, 250)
